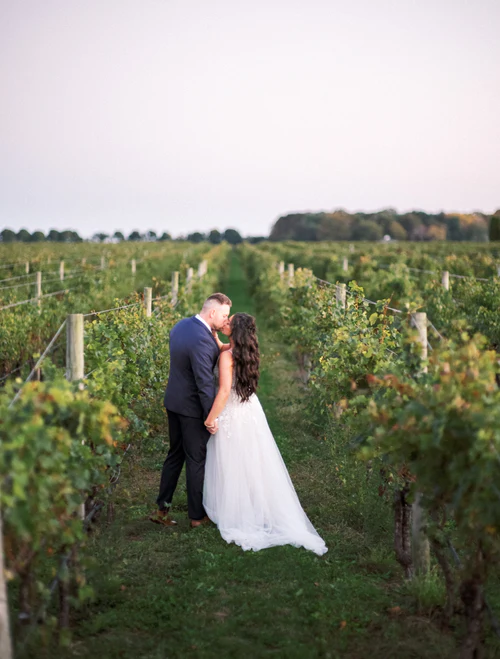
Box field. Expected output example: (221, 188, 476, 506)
(1, 240, 500, 659)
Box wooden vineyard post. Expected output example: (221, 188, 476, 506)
(197, 261, 207, 278)
(59, 261, 65, 281)
(35, 271, 42, 308)
(0, 512, 13, 659)
(81, 257, 86, 266)
(131, 259, 136, 276)
(288, 263, 294, 287)
(333, 286, 346, 411)
(186, 267, 193, 293)
(343, 257, 348, 273)
(336, 283, 346, 309)
(278, 261, 285, 279)
(410, 311, 430, 576)
(25, 261, 29, 274)
(144, 287, 152, 317)
(172, 272, 179, 306)
(66, 313, 85, 525)
(412, 312, 428, 374)
(497, 265, 500, 277)
(66, 314, 84, 383)
(101, 255, 106, 270)
(442, 270, 449, 291)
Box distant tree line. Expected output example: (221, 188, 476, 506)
(0, 227, 268, 244)
(92, 230, 173, 242)
(489, 211, 500, 241)
(186, 229, 243, 244)
(92, 228, 252, 243)
(270, 209, 499, 242)
(0, 228, 83, 243)
(6, 210, 497, 244)
(209, 229, 266, 244)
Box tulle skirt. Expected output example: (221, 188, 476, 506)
(203, 390, 328, 556)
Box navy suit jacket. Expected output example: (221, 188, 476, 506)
(164, 316, 220, 419)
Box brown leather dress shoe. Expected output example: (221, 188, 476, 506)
(149, 509, 178, 527)
(190, 515, 211, 528)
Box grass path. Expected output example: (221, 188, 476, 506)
(34, 251, 461, 659)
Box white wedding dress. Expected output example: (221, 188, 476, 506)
(203, 358, 328, 556)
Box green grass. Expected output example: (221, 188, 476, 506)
(21, 250, 481, 658)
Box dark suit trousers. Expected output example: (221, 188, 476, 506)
(156, 410, 210, 520)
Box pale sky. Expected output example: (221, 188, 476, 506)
(1, 0, 499, 238)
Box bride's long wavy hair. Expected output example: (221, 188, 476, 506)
(231, 313, 260, 402)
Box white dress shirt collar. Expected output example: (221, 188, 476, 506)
(195, 314, 212, 333)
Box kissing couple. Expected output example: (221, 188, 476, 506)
(150, 293, 327, 556)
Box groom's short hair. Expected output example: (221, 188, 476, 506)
(203, 293, 232, 310)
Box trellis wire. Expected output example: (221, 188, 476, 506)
(0, 288, 73, 311)
(406, 266, 437, 275)
(0, 272, 35, 284)
(83, 301, 142, 317)
(314, 275, 403, 314)
(0, 261, 29, 270)
(0, 280, 37, 292)
(0, 364, 24, 382)
(428, 319, 446, 341)
(82, 286, 181, 319)
(0, 270, 90, 291)
(374, 263, 490, 282)
(314, 276, 344, 291)
(449, 272, 489, 282)
(24, 272, 86, 287)
(0, 339, 63, 384)
(81, 290, 179, 374)
(83, 320, 152, 379)
(359, 294, 403, 315)
(83, 356, 113, 380)
(411, 312, 433, 352)
(8, 321, 67, 407)
(108, 443, 132, 486)
(313, 273, 442, 351)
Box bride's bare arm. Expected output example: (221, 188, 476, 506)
(212, 330, 232, 352)
(205, 350, 233, 428)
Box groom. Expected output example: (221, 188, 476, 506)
(150, 293, 232, 528)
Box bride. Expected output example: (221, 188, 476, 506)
(203, 313, 327, 556)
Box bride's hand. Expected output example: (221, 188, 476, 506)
(205, 417, 218, 434)
(212, 329, 224, 349)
